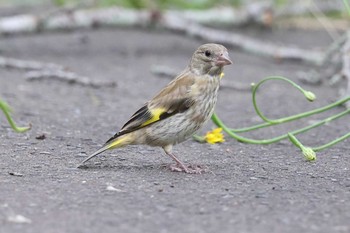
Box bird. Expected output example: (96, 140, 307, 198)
(78, 43, 232, 173)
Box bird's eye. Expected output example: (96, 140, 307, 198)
(204, 50, 211, 57)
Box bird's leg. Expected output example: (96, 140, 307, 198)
(163, 145, 205, 174)
(166, 152, 190, 173)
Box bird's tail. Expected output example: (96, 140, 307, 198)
(78, 134, 132, 167)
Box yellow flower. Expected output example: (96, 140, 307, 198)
(205, 128, 225, 144)
(220, 72, 225, 79)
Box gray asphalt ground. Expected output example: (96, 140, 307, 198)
(1, 27, 350, 233)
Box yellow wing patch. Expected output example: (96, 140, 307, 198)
(141, 108, 166, 127)
(106, 134, 130, 149)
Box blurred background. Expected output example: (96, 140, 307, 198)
(1, 0, 349, 99)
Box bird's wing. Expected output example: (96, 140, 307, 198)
(105, 70, 196, 144)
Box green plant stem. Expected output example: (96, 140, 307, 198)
(313, 131, 350, 151)
(208, 74, 350, 154)
(224, 96, 350, 133)
(0, 100, 31, 133)
(251, 77, 350, 125)
(212, 107, 349, 146)
(193, 134, 206, 143)
(287, 133, 303, 149)
(251, 76, 319, 124)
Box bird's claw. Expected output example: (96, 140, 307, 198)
(169, 164, 208, 174)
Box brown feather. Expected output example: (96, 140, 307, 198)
(104, 69, 197, 144)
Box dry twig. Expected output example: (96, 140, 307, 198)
(0, 6, 324, 65)
(0, 56, 64, 70)
(162, 15, 324, 65)
(0, 56, 116, 88)
(26, 69, 116, 88)
(341, 32, 350, 108)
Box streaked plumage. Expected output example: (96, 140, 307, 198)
(79, 43, 232, 173)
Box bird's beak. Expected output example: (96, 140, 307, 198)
(216, 51, 233, 66)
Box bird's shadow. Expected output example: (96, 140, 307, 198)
(76, 162, 171, 172)
(76, 162, 213, 175)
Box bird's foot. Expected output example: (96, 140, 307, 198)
(169, 163, 208, 174)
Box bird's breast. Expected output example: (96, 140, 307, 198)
(190, 75, 220, 124)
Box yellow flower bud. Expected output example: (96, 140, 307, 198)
(302, 147, 317, 161)
(304, 91, 316, 102)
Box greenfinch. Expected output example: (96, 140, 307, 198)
(79, 43, 232, 173)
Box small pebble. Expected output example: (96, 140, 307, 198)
(35, 134, 46, 140)
(8, 172, 23, 177)
(106, 185, 124, 192)
(7, 215, 32, 224)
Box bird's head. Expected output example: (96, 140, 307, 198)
(190, 43, 232, 76)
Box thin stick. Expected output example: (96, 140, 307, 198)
(25, 70, 116, 88)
